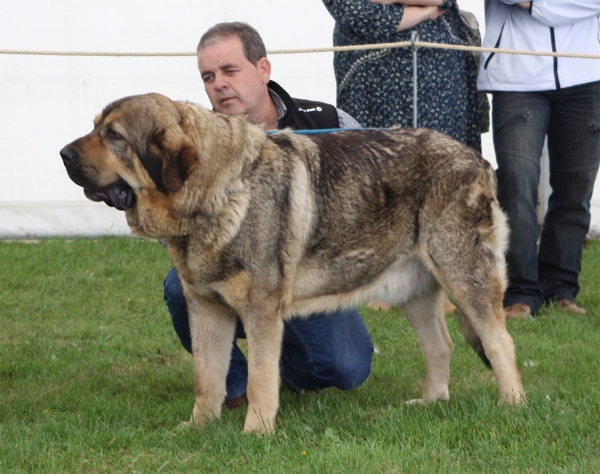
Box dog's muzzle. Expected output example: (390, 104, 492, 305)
(60, 144, 135, 211)
(82, 185, 134, 211)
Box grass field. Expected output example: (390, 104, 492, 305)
(1, 237, 599, 473)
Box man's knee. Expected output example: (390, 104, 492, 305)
(327, 349, 373, 390)
(321, 309, 373, 390)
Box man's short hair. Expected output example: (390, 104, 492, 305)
(197, 22, 267, 66)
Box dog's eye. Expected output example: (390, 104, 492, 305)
(107, 129, 123, 140)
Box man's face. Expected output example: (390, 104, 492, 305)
(198, 36, 271, 117)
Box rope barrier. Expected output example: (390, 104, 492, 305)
(2, 41, 600, 59)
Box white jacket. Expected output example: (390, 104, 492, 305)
(477, 0, 600, 92)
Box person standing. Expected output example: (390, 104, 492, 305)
(323, 0, 480, 314)
(477, 1, 600, 318)
(322, 0, 482, 152)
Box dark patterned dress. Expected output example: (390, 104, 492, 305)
(323, 0, 481, 151)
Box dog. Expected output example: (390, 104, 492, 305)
(60, 93, 524, 434)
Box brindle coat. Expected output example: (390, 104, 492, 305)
(60, 93, 524, 434)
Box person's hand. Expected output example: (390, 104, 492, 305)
(370, 0, 446, 5)
(370, 0, 446, 22)
(424, 5, 446, 21)
(369, 0, 446, 7)
(516, 2, 531, 9)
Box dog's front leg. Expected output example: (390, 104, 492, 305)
(240, 307, 284, 434)
(185, 293, 237, 427)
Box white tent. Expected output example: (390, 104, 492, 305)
(1, 0, 598, 238)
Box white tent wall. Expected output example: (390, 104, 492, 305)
(1, 0, 599, 238)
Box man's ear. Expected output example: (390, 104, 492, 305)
(257, 57, 272, 85)
(152, 128, 199, 193)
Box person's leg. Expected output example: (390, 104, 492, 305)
(492, 91, 551, 313)
(539, 81, 600, 304)
(163, 267, 247, 401)
(280, 308, 373, 391)
(163, 267, 193, 352)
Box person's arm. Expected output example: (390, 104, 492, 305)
(395, 6, 446, 31)
(336, 109, 361, 129)
(501, 0, 600, 27)
(323, 0, 447, 44)
(370, 0, 446, 32)
(370, 0, 445, 5)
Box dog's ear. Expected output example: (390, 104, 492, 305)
(153, 128, 199, 193)
(161, 144, 199, 193)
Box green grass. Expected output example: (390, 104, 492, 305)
(1, 237, 599, 473)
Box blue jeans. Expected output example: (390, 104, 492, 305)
(163, 268, 374, 401)
(492, 81, 600, 313)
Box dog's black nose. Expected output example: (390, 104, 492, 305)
(60, 145, 77, 165)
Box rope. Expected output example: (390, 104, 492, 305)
(270, 42, 600, 59)
(0, 50, 197, 57)
(2, 41, 600, 59)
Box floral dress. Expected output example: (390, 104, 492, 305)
(323, 0, 481, 151)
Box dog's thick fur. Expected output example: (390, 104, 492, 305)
(61, 93, 524, 433)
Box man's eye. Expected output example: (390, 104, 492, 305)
(202, 74, 213, 83)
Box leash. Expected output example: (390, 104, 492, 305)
(267, 127, 387, 135)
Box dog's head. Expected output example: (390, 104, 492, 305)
(60, 93, 203, 211)
(60, 93, 266, 237)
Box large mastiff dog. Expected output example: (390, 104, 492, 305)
(60, 93, 524, 433)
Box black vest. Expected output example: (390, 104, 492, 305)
(268, 81, 340, 130)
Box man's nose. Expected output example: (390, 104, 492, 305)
(213, 73, 228, 91)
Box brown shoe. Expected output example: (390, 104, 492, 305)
(365, 300, 392, 311)
(504, 303, 532, 320)
(554, 299, 586, 315)
(224, 393, 248, 410)
(442, 297, 457, 315)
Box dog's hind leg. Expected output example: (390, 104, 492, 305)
(399, 285, 453, 403)
(186, 294, 237, 427)
(434, 244, 525, 404)
(436, 256, 524, 406)
(456, 300, 524, 406)
(431, 258, 524, 405)
(420, 170, 524, 405)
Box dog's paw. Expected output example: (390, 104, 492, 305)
(243, 409, 276, 435)
(405, 393, 450, 405)
(499, 388, 527, 407)
(180, 408, 212, 429)
(404, 398, 425, 405)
